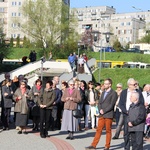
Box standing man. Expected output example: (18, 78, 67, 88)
(86, 78, 117, 150)
(127, 92, 146, 150)
(119, 78, 144, 150)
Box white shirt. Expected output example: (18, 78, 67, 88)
(142, 91, 150, 104)
(126, 89, 136, 111)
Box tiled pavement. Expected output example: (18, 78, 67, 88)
(0, 123, 150, 150)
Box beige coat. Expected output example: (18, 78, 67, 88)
(13, 88, 30, 114)
(61, 88, 81, 110)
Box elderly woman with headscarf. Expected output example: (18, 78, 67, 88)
(61, 80, 81, 140)
(13, 80, 30, 134)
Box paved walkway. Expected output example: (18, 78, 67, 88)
(0, 124, 150, 150)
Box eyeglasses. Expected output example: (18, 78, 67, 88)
(117, 87, 122, 88)
(70, 84, 74, 86)
(21, 83, 25, 85)
(130, 84, 136, 86)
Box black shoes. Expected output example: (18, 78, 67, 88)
(23, 131, 28, 134)
(85, 146, 96, 150)
(18, 131, 22, 134)
(66, 136, 70, 139)
(66, 136, 74, 140)
(112, 136, 118, 140)
(40, 134, 46, 138)
(3, 127, 9, 131)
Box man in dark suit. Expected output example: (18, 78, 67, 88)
(86, 78, 118, 150)
(119, 78, 144, 150)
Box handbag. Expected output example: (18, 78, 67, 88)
(27, 99, 35, 108)
(72, 107, 84, 118)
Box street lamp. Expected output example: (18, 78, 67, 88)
(132, 6, 142, 48)
(77, 41, 82, 74)
(103, 32, 114, 60)
(40, 56, 46, 82)
(92, 31, 113, 82)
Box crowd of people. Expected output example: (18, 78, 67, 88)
(68, 52, 88, 73)
(0, 72, 150, 150)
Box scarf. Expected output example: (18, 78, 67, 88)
(36, 85, 41, 91)
(20, 87, 26, 95)
(68, 88, 74, 95)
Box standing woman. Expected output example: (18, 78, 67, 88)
(13, 80, 30, 134)
(1, 79, 13, 130)
(38, 80, 55, 138)
(61, 80, 81, 140)
(29, 79, 43, 131)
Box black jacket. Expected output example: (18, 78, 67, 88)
(2, 85, 13, 108)
(127, 102, 146, 132)
(119, 89, 144, 116)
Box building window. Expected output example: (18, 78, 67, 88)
(12, 12, 17, 17)
(12, 23, 16, 28)
(0, 8, 4, 12)
(18, 2, 21, 6)
(11, 34, 16, 38)
(121, 22, 124, 26)
(18, 13, 21, 16)
(127, 22, 130, 25)
(12, 2, 17, 6)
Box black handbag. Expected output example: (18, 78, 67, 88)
(72, 108, 84, 118)
(27, 100, 35, 108)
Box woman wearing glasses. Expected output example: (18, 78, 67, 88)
(13, 80, 30, 134)
(61, 80, 81, 140)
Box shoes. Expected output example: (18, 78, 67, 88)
(45, 134, 50, 138)
(17, 131, 22, 134)
(23, 131, 28, 134)
(70, 137, 74, 140)
(85, 146, 96, 150)
(112, 136, 118, 140)
(104, 148, 109, 150)
(40, 134, 46, 138)
(32, 127, 36, 131)
(85, 127, 89, 131)
(66, 136, 70, 139)
(3, 127, 9, 131)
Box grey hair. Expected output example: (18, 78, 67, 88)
(116, 83, 123, 87)
(127, 78, 135, 85)
(131, 92, 139, 100)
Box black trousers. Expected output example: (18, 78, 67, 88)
(130, 131, 143, 150)
(114, 113, 124, 138)
(123, 115, 130, 150)
(40, 108, 51, 135)
(51, 107, 57, 130)
(1, 107, 11, 128)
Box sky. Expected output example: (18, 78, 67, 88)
(70, 0, 150, 13)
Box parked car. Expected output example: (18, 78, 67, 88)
(122, 48, 142, 53)
(100, 47, 116, 52)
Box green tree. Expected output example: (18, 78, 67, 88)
(20, 0, 77, 57)
(16, 36, 20, 48)
(0, 28, 11, 63)
(10, 37, 14, 48)
(139, 33, 150, 43)
(23, 36, 31, 48)
(113, 39, 122, 52)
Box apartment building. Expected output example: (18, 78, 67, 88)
(0, 0, 70, 41)
(71, 6, 150, 47)
(1, 2, 150, 47)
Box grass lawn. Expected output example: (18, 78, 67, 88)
(93, 68, 150, 89)
(2, 48, 150, 87)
